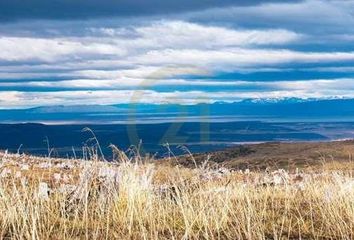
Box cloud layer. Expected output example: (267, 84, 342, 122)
(0, 0, 354, 108)
(0, 0, 299, 21)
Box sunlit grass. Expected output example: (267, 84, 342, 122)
(0, 149, 353, 239)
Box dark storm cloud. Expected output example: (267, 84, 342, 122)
(0, 0, 301, 21)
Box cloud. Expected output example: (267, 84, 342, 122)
(186, 0, 354, 34)
(0, 0, 300, 21)
(179, 0, 354, 51)
(2, 88, 354, 109)
(1, 77, 354, 94)
(0, 1, 354, 109)
(0, 37, 126, 62)
(130, 48, 354, 72)
(0, 20, 352, 81)
(0, 21, 301, 63)
(130, 21, 302, 47)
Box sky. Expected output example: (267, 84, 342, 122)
(0, 0, 354, 109)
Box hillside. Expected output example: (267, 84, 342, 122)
(0, 142, 353, 239)
(173, 140, 354, 170)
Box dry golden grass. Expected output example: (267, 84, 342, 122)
(0, 150, 353, 239)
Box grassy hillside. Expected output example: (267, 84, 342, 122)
(0, 143, 353, 239)
(173, 140, 354, 170)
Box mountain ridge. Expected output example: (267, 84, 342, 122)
(0, 98, 354, 123)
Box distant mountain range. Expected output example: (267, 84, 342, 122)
(1, 98, 354, 124)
